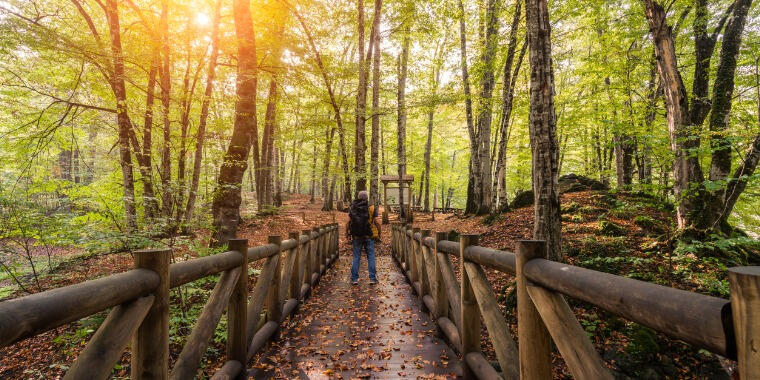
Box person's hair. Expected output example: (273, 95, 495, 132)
(357, 190, 368, 200)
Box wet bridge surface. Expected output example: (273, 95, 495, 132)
(250, 251, 461, 379)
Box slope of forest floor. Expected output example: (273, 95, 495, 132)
(0, 190, 735, 379)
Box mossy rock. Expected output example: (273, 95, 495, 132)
(510, 190, 534, 209)
(599, 220, 626, 236)
(634, 215, 665, 235)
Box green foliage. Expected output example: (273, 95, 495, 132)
(576, 236, 629, 258)
(676, 234, 760, 266)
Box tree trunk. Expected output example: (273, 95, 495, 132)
(138, 47, 159, 220)
(210, 0, 257, 246)
(159, 0, 172, 219)
(458, 0, 478, 214)
(104, 0, 137, 231)
(641, 0, 750, 231)
(369, 0, 383, 204)
(706, 0, 753, 226)
(493, 0, 526, 210)
(526, 0, 561, 260)
(397, 28, 410, 219)
(473, 0, 499, 215)
(185, 0, 222, 224)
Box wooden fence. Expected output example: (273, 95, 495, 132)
(0, 223, 339, 380)
(391, 223, 760, 380)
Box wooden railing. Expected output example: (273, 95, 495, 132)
(391, 223, 760, 379)
(0, 223, 339, 380)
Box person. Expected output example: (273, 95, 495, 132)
(346, 191, 381, 285)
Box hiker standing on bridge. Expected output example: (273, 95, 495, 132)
(346, 191, 381, 285)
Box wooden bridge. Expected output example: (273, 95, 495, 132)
(0, 220, 758, 379)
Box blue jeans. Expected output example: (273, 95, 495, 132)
(351, 238, 377, 282)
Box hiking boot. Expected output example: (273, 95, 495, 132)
(352, 280, 359, 285)
(369, 279, 378, 285)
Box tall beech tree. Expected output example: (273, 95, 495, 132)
(210, 0, 258, 245)
(642, 0, 755, 233)
(526, 0, 562, 259)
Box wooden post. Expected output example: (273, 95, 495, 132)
(312, 227, 322, 275)
(420, 229, 432, 301)
(728, 266, 760, 379)
(131, 248, 170, 380)
(434, 232, 449, 320)
(412, 227, 421, 283)
(266, 236, 283, 325)
(460, 235, 481, 379)
(288, 232, 301, 300)
(516, 240, 552, 380)
(227, 239, 248, 380)
(302, 229, 312, 288)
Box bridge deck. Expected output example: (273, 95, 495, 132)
(250, 253, 461, 379)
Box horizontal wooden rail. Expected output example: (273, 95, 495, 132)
(0, 223, 341, 380)
(391, 223, 759, 380)
(523, 257, 735, 358)
(0, 268, 159, 347)
(170, 250, 243, 288)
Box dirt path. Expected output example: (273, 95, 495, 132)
(249, 250, 461, 379)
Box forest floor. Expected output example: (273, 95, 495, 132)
(0, 190, 734, 379)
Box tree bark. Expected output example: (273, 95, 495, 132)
(104, 0, 137, 231)
(472, 0, 499, 215)
(397, 28, 410, 219)
(369, 0, 383, 204)
(458, 0, 478, 214)
(493, 1, 525, 211)
(159, 0, 172, 218)
(211, 0, 258, 246)
(707, 0, 753, 219)
(526, 0, 561, 260)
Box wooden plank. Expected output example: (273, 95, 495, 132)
(210, 360, 242, 380)
(463, 245, 516, 274)
(460, 234, 481, 379)
(464, 261, 519, 380)
(464, 352, 502, 380)
(245, 254, 278, 342)
(433, 232, 450, 321)
(524, 258, 733, 357)
(437, 316, 462, 353)
(516, 241, 551, 380)
(266, 236, 283, 325)
(131, 248, 170, 380)
(226, 240, 247, 380)
(247, 321, 279, 360)
(527, 284, 612, 380)
(437, 251, 462, 330)
(64, 296, 154, 380)
(728, 266, 760, 379)
(170, 251, 242, 288)
(171, 268, 241, 380)
(0, 269, 158, 348)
